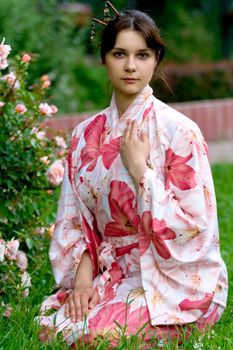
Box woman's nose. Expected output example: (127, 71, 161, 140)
(125, 56, 136, 72)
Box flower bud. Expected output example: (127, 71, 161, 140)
(21, 53, 31, 63)
(42, 80, 51, 89)
(40, 74, 49, 82)
(15, 103, 27, 114)
(16, 250, 28, 271)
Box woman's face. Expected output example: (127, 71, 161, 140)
(104, 29, 157, 101)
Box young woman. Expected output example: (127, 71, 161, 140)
(38, 8, 228, 347)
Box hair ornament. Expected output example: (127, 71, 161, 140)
(91, 1, 119, 40)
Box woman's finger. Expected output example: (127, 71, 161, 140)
(80, 292, 89, 319)
(68, 296, 77, 323)
(89, 289, 100, 310)
(73, 291, 81, 322)
(140, 129, 149, 143)
(129, 120, 138, 139)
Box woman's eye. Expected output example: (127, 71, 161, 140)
(113, 51, 124, 58)
(138, 53, 149, 59)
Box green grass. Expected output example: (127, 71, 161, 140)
(0, 163, 232, 349)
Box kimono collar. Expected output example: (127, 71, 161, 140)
(109, 85, 154, 124)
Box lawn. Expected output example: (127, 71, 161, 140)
(0, 163, 232, 350)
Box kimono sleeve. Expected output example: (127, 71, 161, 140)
(49, 133, 101, 289)
(137, 125, 224, 323)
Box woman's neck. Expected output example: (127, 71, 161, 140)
(115, 92, 139, 118)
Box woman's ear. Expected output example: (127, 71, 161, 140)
(151, 60, 158, 81)
(153, 60, 158, 76)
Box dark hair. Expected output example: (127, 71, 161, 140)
(100, 9, 165, 67)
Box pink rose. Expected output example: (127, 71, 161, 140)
(2, 72, 20, 89)
(21, 53, 31, 63)
(5, 239, 19, 260)
(39, 103, 58, 116)
(16, 250, 28, 271)
(42, 80, 51, 89)
(40, 74, 49, 82)
(0, 58, 8, 70)
(0, 38, 11, 59)
(36, 131, 46, 140)
(35, 227, 45, 236)
(54, 136, 67, 149)
(50, 105, 58, 114)
(15, 103, 27, 114)
(30, 126, 38, 135)
(40, 73, 51, 88)
(0, 39, 11, 69)
(40, 156, 50, 165)
(39, 103, 52, 116)
(47, 160, 64, 186)
(57, 150, 66, 156)
(0, 101, 5, 108)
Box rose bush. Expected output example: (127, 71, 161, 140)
(0, 39, 68, 309)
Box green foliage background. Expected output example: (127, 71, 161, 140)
(0, 0, 110, 113)
(0, 0, 230, 113)
(161, 0, 222, 63)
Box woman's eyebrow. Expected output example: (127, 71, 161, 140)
(112, 47, 152, 52)
(112, 47, 127, 51)
(138, 48, 153, 52)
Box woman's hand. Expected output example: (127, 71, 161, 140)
(64, 250, 99, 323)
(65, 284, 100, 323)
(120, 120, 150, 186)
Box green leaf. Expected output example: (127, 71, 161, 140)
(30, 139, 37, 148)
(25, 237, 34, 249)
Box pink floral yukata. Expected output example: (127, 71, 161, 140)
(38, 85, 228, 346)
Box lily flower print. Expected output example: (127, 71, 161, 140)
(179, 292, 214, 314)
(165, 148, 196, 190)
(79, 114, 121, 172)
(104, 180, 138, 237)
(139, 211, 176, 259)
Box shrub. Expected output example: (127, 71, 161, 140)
(0, 0, 111, 114)
(0, 39, 66, 308)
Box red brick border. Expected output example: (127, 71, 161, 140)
(171, 99, 233, 142)
(43, 98, 233, 142)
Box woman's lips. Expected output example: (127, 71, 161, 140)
(123, 78, 138, 83)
